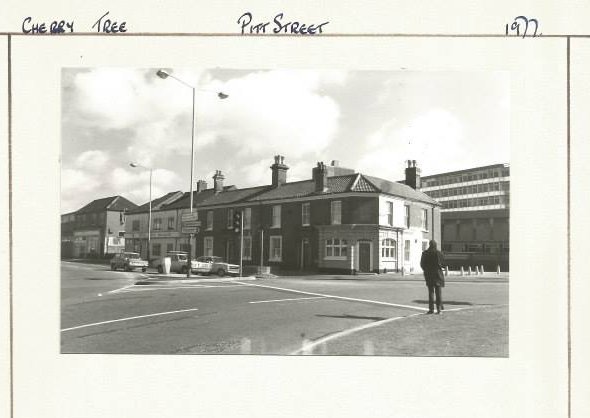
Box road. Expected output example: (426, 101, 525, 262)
(61, 261, 508, 356)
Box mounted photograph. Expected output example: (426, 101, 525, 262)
(60, 68, 510, 356)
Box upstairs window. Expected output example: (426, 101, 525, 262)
(243, 208, 252, 230)
(271, 205, 281, 228)
(404, 205, 410, 228)
(206, 211, 213, 230)
(331, 201, 342, 225)
(302, 203, 310, 226)
(421, 209, 428, 231)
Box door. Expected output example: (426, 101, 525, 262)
(300, 238, 311, 270)
(358, 242, 371, 272)
(226, 240, 235, 263)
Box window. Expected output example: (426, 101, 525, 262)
(269, 236, 282, 261)
(325, 238, 348, 259)
(404, 240, 410, 262)
(166, 243, 174, 253)
(118, 231, 125, 237)
(302, 203, 311, 226)
(421, 209, 428, 230)
(386, 201, 393, 226)
(167, 216, 175, 230)
(132, 220, 140, 232)
(206, 211, 213, 230)
(153, 218, 162, 231)
(404, 205, 410, 228)
(243, 236, 252, 260)
(381, 239, 397, 259)
(271, 205, 281, 228)
(331, 201, 342, 225)
(204, 237, 214, 256)
(152, 243, 161, 257)
(180, 243, 190, 253)
(243, 208, 252, 230)
(227, 208, 234, 229)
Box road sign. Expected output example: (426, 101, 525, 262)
(181, 213, 199, 222)
(181, 226, 200, 234)
(182, 220, 201, 227)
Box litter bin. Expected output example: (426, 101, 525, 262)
(163, 257, 171, 274)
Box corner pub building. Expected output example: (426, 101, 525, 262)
(126, 156, 441, 274)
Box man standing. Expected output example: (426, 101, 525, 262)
(420, 240, 445, 314)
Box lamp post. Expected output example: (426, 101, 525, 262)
(130, 162, 153, 263)
(156, 69, 228, 277)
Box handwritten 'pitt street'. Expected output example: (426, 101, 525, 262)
(237, 12, 329, 35)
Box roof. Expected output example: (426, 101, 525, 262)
(163, 185, 246, 210)
(247, 173, 438, 205)
(364, 175, 439, 205)
(128, 191, 184, 214)
(75, 196, 138, 214)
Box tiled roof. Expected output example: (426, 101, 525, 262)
(247, 175, 360, 202)
(76, 196, 138, 214)
(351, 175, 380, 192)
(128, 191, 184, 214)
(198, 185, 271, 207)
(364, 175, 439, 205)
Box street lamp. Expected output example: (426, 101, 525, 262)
(156, 69, 229, 277)
(130, 162, 153, 263)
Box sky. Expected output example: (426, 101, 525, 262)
(61, 68, 510, 213)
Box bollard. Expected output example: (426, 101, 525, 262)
(401, 266, 405, 277)
(460, 266, 464, 276)
(475, 266, 480, 275)
(480, 265, 485, 274)
(468, 266, 472, 275)
(497, 265, 501, 274)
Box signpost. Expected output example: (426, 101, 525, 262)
(181, 215, 201, 271)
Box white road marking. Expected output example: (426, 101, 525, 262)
(249, 296, 327, 304)
(117, 284, 247, 293)
(106, 284, 136, 294)
(290, 307, 470, 355)
(235, 281, 428, 312)
(61, 307, 199, 332)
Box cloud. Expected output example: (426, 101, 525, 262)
(74, 150, 109, 171)
(357, 109, 465, 179)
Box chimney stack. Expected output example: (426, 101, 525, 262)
(196, 180, 207, 193)
(312, 162, 329, 193)
(405, 160, 421, 189)
(213, 170, 225, 193)
(270, 155, 289, 187)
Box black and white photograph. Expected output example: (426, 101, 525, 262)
(60, 68, 510, 355)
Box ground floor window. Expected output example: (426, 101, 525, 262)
(204, 237, 214, 256)
(152, 243, 161, 257)
(381, 239, 397, 259)
(325, 238, 348, 259)
(269, 236, 282, 261)
(166, 243, 174, 253)
(243, 236, 252, 260)
(179, 243, 190, 253)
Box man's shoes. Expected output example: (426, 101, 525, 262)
(436, 310, 443, 315)
(426, 310, 434, 314)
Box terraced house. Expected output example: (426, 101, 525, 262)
(126, 156, 440, 274)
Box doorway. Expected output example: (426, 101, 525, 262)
(358, 241, 371, 272)
(300, 238, 311, 270)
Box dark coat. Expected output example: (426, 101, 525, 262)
(420, 249, 445, 287)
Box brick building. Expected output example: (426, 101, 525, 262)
(125, 156, 440, 274)
(61, 195, 138, 258)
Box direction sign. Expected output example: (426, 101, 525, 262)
(181, 213, 199, 222)
(182, 220, 201, 227)
(181, 226, 200, 234)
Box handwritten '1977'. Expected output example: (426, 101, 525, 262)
(505, 16, 540, 38)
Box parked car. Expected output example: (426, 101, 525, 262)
(110, 252, 148, 272)
(152, 251, 200, 274)
(194, 256, 240, 277)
